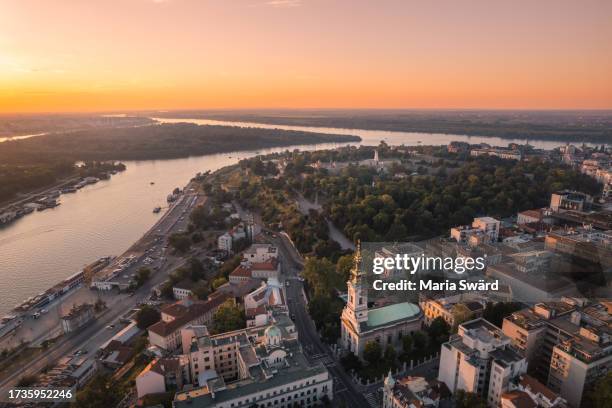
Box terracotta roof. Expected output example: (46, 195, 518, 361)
(160, 303, 188, 318)
(246, 305, 267, 318)
(251, 259, 278, 271)
(501, 391, 536, 408)
(150, 357, 182, 376)
(520, 375, 558, 402)
(230, 265, 252, 278)
(148, 294, 229, 337)
(519, 209, 543, 219)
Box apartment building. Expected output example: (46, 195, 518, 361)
(173, 312, 333, 408)
(503, 301, 611, 407)
(544, 228, 612, 270)
(136, 356, 190, 398)
(547, 304, 612, 407)
(450, 217, 500, 245)
(438, 318, 527, 408)
(549, 191, 592, 213)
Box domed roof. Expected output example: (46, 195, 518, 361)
(265, 325, 281, 338)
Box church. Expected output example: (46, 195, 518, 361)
(340, 243, 423, 358)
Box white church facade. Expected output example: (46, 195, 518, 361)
(340, 244, 422, 358)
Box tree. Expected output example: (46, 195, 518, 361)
(590, 372, 612, 408)
(134, 267, 151, 287)
(168, 233, 191, 253)
(427, 317, 450, 346)
(340, 352, 363, 372)
(302, 257, 336, 296)
(211, 276, 228, 290)
(363, 341, 382, 366)
(212, 300, 245, 334)
(75, 374, 120, 408)
(384, 344, 397, 368)
(454, 390, 486, 408)
(335, 254, 354, 283)
(192, 281, 210, 300)
(135, 305, 161, 330)
(189, 258, 205, 281)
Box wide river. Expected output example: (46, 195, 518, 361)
(0, 118, 587, 315)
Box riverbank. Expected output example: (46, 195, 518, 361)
(150, 110, 612, 144)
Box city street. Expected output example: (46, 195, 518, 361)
(276, 233, 371, 408)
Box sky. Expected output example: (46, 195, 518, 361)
(1, 0, 611, 112)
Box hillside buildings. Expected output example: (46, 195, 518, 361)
(340, 244, 422, 358)
(438, 318, 527, 408)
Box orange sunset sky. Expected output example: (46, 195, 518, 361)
(1, 0, 611, 112)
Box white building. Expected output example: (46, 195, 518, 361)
(244, 277, 286, 324)
(472, 217, 501, 242)
(217, 232, 232, 252)
(172, 279, 196, 300)
(136, 356, 190, 398)
(438, 318, 527, 408)
(173, 312, 333, 408)
(450, 217, 500, 245)
(243, 243, 278, 263)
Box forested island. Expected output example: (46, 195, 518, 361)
(0, 123, 359, 204)
(150, 109, 612, 143)
(0, 123, 360, 163)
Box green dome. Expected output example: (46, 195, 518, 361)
(265, 325, 281, 338)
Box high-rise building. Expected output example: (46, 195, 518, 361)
(438, 318, 527, 407)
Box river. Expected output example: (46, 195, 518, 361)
(0, 117, 586, 315)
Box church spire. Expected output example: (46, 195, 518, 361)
(350, 240, 365, 283)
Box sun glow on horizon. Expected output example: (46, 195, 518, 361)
(1, 0, 611, 113)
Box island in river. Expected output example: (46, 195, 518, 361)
(0, 123, 360, 203)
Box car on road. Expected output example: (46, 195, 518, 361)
(285, 281, 290, 287)
(106, 324, 115, 329)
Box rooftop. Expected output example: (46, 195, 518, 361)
(364, 302, 421, 331)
